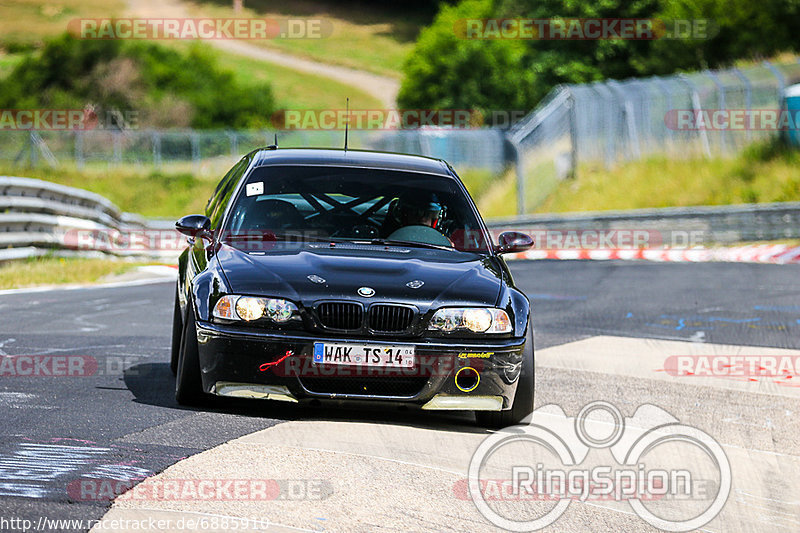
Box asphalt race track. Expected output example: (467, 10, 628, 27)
(1, 260, 799, 532)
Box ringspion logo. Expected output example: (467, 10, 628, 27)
(466, 401, 731, 531)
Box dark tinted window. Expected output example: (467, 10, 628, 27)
(208, 157, 249, 229)
(222, 165, 490, 253)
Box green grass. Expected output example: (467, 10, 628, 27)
(197, 44, 383, 110)
(187, 0, 429, 77)
(0, 0, 125, 46)
(538, 140, 800, 213)
(476, 168, 517, 219)
(0, 52, 24, 78)
(462, 139, 800, 219)
(0, 255, 149, 289)
(468, 158, 561, 219)
(457, 168, 500, 202)
(0, 40, 383, 121)
(0, 0, 383, 116)
(1, 164, 511, 220)
(0, 163, 218, 218)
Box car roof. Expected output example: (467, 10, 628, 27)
(250, 148, 453, 177)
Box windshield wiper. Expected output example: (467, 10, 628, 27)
(222, 233, 362, 245)
(366, 238, 455, 251)
(223, 234, 454, 251)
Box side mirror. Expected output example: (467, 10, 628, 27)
(175, 215, 211, 239)
(495, 231, 533, 254)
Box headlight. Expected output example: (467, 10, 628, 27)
(213, 295, 298, 323)
(264, 298, 298, 322)
(236, 297, 265, 321)
(428, 308, 512, 333)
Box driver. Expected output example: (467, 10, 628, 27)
(394, 192, 446, 230)
(385, 192, 453, 247)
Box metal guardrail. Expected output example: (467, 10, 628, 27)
(3, 176, 799, 264)
(0, 176, 173, 262)
(486, 202, 800, 244)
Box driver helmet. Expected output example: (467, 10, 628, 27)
(395, 192, 446, 229)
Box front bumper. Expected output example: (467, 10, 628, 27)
(195, 321, 527, 410)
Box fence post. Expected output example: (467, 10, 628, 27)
(678, 75, 712, 158)
(112, 131, 122, 166)
(590, 83, 617, 167)
(732, 68, 753, 142)
(705, 70, 728, 153)
(152, 131, 161, 169)
(607, 81, 641, 160)
(566, 89, 578, 179)
(632, 80, 654, 154)
(763, 60, 786, 102)
(191, 133, 200, 173)
(29, 132, 37, 167)
(652, 77, 674, 151)
(227, 131, 238, 158)
(509, 139, 526, 215)
(74, 131, 84, 170)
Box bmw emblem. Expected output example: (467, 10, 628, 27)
(358, 287, 375, 297)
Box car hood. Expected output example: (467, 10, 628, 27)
(216, 244, 503, 310)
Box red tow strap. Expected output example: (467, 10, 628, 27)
(259, 350, 293, 372)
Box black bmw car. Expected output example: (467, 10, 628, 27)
(171, 147, 534, 427)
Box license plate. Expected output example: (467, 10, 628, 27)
(313, 342, 414, 367)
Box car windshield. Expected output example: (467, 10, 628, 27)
(221, 165, 492, 253)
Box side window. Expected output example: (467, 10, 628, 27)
(206, 161, 240, 217)
(210, 158, 248, 229)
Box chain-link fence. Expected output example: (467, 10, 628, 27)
(3, 60, 798, 217)
(0, 127, 508, 177)
(509, 59, 800, 214)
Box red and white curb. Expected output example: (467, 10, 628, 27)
(507, 244, 800, 264)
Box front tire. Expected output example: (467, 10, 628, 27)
(175, 307, 207, 406)
(475, 326, 534, 428)
(170, 284, 182, 375)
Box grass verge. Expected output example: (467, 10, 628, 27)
(0, 0, 124, 46)
(538, 141, 800, 213)
(200, 45, 383, 111)
(2, 165, 510, 219)
(0, 255, 150, 290)
(185, 0, 427, 77)
(0, 41, 383, 123)
(0, 164, 218, 218)
(0, 0, 384, 117)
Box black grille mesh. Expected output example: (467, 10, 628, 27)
(369, 305, 414, 332)
(317, 302, 362, 330)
